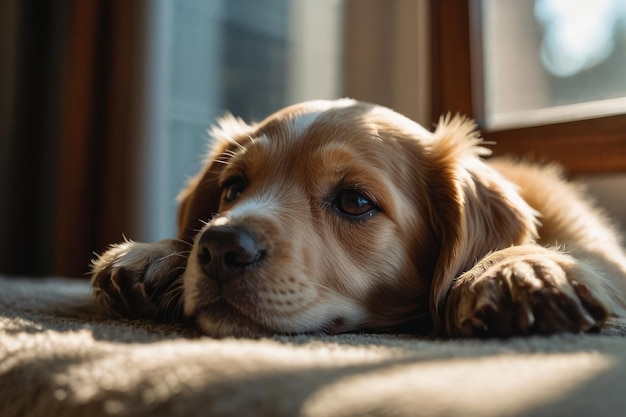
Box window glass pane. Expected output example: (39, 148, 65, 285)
(140, 0, 344, 241)
(479, 0, 626, 129)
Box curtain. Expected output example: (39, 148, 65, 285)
(0, 0, 146, 278)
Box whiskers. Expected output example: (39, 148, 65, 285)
(158, 250, 191, 262)
(157, 272, 187, 323)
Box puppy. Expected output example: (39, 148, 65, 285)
(91, 99, 626, 337)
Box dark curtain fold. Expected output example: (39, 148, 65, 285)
(0, 0, 146, 278)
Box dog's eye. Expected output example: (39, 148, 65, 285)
(222, 177, 245, 202)
(333, 189, 378, 219)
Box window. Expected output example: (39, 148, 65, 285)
(432, 0, 626, 174)
(478, 0, 626, 129)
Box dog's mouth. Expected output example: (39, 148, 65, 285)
(194, 299, 272, 338)
(193, 297, 351, 338)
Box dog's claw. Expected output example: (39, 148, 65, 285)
(91, 239, 191, 322)
(446, 249, 611, 338)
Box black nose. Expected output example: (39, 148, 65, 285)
(197, 225, 264, 280)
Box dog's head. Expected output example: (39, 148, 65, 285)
(178, 99, 537, 337)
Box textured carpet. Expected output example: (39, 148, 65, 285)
(1, 276, 626, 417)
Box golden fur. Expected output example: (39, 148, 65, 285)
(91, 99, 626, 337)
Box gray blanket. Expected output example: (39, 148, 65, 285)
(1, 276, 626, 417)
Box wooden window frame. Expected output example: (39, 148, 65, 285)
(431, 0, 626, 175)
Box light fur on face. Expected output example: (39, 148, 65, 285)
(92, 99, 626, 338)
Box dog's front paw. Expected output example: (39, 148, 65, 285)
(445, 247, 610, 337)
(91, 239, 191, 322)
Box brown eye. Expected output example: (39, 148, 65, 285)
(333, 189, 378, 219)
(222, 177, 245, 202)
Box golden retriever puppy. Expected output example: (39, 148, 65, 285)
(91, 99, 626, 337)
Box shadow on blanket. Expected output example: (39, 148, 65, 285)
(1, 276, 625, 417)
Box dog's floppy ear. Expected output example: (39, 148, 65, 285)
(176, 114, 254, 242)
(425, 116, 538, 330)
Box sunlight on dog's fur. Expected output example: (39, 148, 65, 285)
(91, 99, 626, 338)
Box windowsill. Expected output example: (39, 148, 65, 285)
(485, 97, 626, 131)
